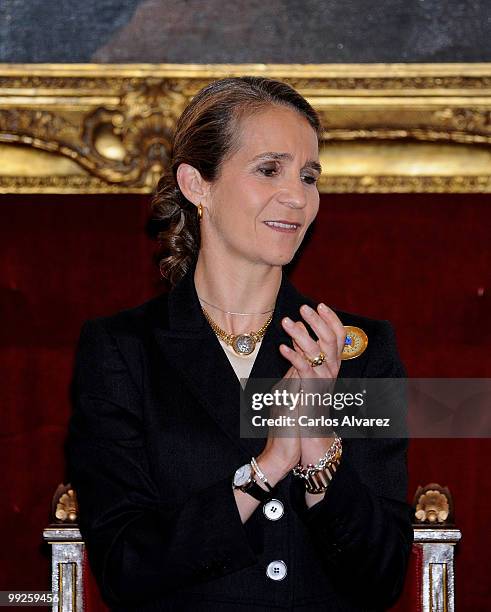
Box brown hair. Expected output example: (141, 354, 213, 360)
(146, 76, 322, 287)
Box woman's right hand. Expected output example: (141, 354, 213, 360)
(255, 365, 302, 487)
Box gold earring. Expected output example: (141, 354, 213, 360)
(197, 202, 203, 220)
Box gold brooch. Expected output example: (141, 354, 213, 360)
(341, 326, 368, 360)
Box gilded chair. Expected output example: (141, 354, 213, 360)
(43, 482, 461, 612)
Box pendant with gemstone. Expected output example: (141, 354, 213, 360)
(232, 334, 256, 355)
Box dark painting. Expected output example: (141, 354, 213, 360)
(0, 0, 490, 63)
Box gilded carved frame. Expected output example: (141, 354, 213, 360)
(1, 63, 490, 194)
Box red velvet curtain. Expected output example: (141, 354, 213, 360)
(1, 193, 490, 610)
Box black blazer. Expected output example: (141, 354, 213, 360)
(67, 262, 414, 612)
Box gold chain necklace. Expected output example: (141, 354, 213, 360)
(201, 306, 273, 356)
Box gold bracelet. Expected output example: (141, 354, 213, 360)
(292, 435, 342, 494)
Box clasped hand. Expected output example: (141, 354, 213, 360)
(278, 302, 345, 466)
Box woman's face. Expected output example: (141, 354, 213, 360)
(204, 105, 321, 268)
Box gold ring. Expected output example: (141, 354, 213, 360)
(306, 351, 326, 367)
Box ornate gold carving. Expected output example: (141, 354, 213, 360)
(318, 175, 491, 194)
(1, 63, 491, 193)
(413, 483, 454, 525)
(51, 483, 79, 524)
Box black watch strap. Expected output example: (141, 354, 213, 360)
(243, 478, 274, 503)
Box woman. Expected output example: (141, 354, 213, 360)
(67, 77, 413, 611)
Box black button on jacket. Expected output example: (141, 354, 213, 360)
(67, 262, 414, 611)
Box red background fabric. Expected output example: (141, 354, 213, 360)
(1, 193, 490, 610)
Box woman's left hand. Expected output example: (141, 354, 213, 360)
(279, 302, 346, 465)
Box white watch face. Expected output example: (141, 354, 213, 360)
(233, 463, 252, 487)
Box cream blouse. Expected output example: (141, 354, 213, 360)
(217, 337, 260, 389)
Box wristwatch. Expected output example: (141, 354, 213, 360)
(232, 463, 273, 503)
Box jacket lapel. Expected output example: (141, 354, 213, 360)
(152, 261, 306, 457)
